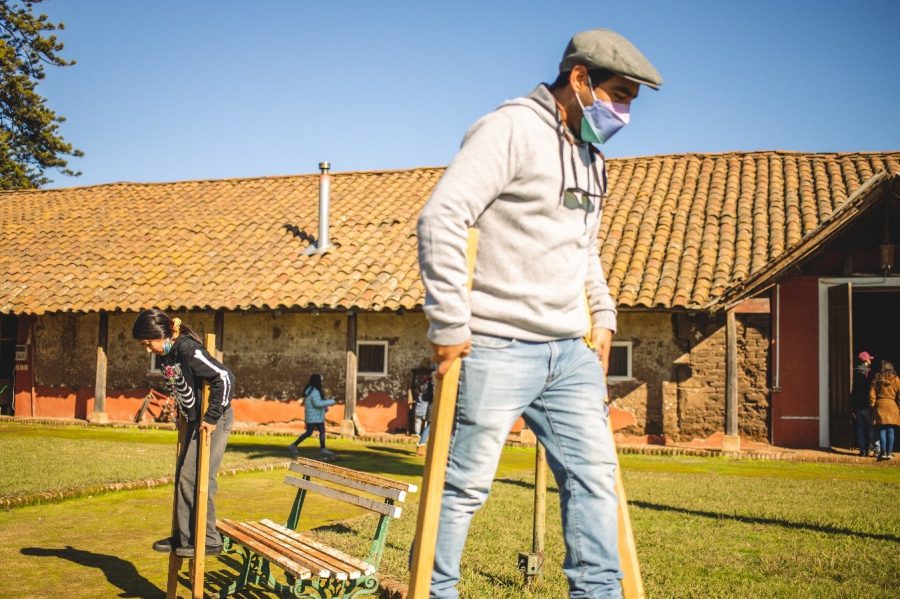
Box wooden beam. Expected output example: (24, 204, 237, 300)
(733, 298, 770, 314)
(214, 311, 224, 362)
(725, 308, 738, 437)
(93, 312, 108, 419)
(344, 311, 358, 422)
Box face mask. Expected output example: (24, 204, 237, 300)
(577, 76, 631, 145)
(163, 338, 174, 355)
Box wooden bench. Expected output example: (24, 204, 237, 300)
(215, 457, 417, 598)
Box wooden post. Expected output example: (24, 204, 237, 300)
(190, 333, 216, 598)
(91, 312, 109, 423)
(165, 416, 187, 598)
(408, 229, 478, 598)
(214, 311, 224, 362)
(343, 311, 358, 437)
(723, 308, 741, 452)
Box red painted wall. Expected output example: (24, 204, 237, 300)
(772, 276, 820, 448)
(11, 383, 419, 434)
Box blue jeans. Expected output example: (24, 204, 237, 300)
(417, 420, 431, 447)
(431, 335, 621, 599)
(877, 426, 895, 456)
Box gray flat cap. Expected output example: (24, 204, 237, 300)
(559, 28, 663, 90)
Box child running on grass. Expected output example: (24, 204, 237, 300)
(288, 373, 335, 456)
(133, 308, 235, 557)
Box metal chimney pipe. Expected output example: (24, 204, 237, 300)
(318, 161, 330, 253)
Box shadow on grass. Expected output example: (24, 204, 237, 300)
(496, 477, 559, 493)
(21, 545, 162, 598)
(365, 444, 417, 456)
(197, 555, 276, 599)
(631, 500, 900, 543)
(224, 440, 425, 479)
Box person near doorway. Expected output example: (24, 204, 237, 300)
(417, 28, 662, 598)
(289, 373, 336, 456)
(413, 377, 434, 456)
(851, 350, 876, 456)
(133, 309, 235, 557)
(869, 361, 900, 460)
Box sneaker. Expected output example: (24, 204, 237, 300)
(319, 447, 335, 456)
(415, 444, 426, 457)
(288, 444, 299, 456)
(152, 537, 176, 553)
(876, 453, 887, 461)
(857, 451, 867, 457)
(175, 544, 223, 558)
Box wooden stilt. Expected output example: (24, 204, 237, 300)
(408, 230, 478, 599)
(190, 333, 216, 598)
(166, 415, 187, 598)
(586, 301, 645, 598)
(611, 415, 644, 599)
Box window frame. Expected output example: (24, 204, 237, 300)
(356, 340, 389, 378)
(606, 340, 633, 381)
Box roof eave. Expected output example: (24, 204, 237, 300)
(705, 170, 896, 312)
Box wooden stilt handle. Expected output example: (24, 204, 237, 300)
(408, 230, 478, 598)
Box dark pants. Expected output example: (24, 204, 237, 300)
(854, 408, 875, 453)
(176, 409, 233, 548)
(292, 422, 326, 448)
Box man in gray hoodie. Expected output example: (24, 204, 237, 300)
(417, 29, 662, 598)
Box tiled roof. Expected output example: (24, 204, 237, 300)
(601, 151, 899, 308)
(1, 151, 898, 315)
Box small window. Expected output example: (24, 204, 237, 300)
(149, 353, 162, 374)
(357, 341, 388, 377)
(607, 341, 632, 381)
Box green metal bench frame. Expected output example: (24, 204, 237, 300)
(216, 457, 416, 599)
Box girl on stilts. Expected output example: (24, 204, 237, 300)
(133, 308, 235, 557)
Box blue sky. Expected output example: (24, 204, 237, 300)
(37, 0, 900, 188)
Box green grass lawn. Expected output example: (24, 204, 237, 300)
(1, 423, 897, 598)
(0, 421, 302, 499)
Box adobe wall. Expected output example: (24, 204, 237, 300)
(24, 308, 770, 441)
(667, 311, 770, 442)
(613, 310, 770, 443)
(26, 309, 430, 433)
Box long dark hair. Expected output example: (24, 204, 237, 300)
(304, 373, 323, 397)
(874, 361, 897, 394)
(132, 308, 201, 343)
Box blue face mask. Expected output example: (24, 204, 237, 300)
(162, 338, 174, 355)
(577, 76, 631, 145)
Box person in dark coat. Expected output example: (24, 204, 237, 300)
(850, 351, 876, 456)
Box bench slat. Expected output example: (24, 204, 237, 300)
(225, 520, 333, 579)
(216, 519, 312, 580)
(292, 457, 418, 494)
(247, 521, 360, 580)
(260, 519, 375, 577)
(284, 475, 402, 519)
(289, 461, 409, 502)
